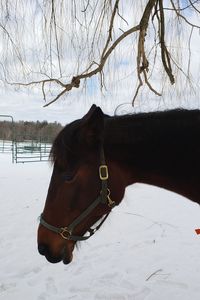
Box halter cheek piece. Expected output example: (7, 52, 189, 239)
(39, 147, 115, 241)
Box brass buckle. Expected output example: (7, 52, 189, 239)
(99, 165, 108, 180)
(60, 227, 71, 240)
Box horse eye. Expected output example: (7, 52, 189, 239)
(62, 173, 74, 182)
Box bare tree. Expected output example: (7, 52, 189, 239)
(0, 0, 200, 107)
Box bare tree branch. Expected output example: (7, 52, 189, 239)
(159, 0, 175, 84)
(133, 0, 162, 104)
(1, 0, 200, 107)
(44, 23, 140, 106)
(11, 19, 140, 107)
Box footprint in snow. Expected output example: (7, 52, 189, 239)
(37, 278, 58, 300)
(45, 277, 58, 294)
(0, 283, 16, 293)
(156, 279, 188, 289)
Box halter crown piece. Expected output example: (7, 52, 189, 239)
(39, 146, 115, 241)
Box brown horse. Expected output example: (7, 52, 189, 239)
(37, 104, 200, 264)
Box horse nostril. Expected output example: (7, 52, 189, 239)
(62, 250, 72, 264)
(63, 256, 72, 265)
(38, 243, 48, 256)
(63, 259, 70, 264)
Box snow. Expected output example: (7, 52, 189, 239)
(1, 153, 200, 300)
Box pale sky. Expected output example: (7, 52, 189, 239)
(0, 1, 200, 125)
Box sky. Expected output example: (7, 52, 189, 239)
(0, 1, 200, 125)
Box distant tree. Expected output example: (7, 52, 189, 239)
(0, 120, 63, 142)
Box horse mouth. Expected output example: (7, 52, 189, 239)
(44, 255, 73, 264)
(46, 254, 73, 264)
(38, 243, 73, 264)
(43, 252, 73, 265)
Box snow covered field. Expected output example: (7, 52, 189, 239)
(1, 152, 200, 300)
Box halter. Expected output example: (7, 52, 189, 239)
(39, 146, 115, 241)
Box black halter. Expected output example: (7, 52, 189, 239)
(39, 146, 115, 241)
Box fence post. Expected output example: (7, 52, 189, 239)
(0, 115, 15, 162)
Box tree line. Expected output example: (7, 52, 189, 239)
(0, 120, 63, 142)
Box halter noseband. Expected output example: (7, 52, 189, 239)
(39, 146, 115, 241)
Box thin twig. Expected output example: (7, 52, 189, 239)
(81, 0, 90, 13)
(188, 0, 200, 14)
(101, 0, 120, 59)
(143, 70, 162, 96)
(7, 78, 67, 88)
(146, 269, 163, 281)
(170, 0, 200, 29)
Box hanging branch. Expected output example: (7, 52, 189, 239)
(158, 0, 175, 84)
(2, 0, 200, 107)
(101, 0, 120, 59)
(10, 0, 141, 107)
(44, 23, 140, 107)
(133, 0, 161, 105)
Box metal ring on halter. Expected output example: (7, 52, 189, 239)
(59, 227, 72, 240)
(99, 165, 108, 180)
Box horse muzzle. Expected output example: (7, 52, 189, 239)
(38, 242, 73, 264)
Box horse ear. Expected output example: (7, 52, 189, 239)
(80, 104, 104, 145)
(82, 104, 103, 122)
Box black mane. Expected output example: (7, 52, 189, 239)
(105, 108, 200, 144)
(104, 109, 200, 175)
(50, 118, 82, 168)
(51, 108, 200, 173)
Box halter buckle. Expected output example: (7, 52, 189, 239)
(106, 188, 115, 208)
(99, 165, 108, 180)
(59, 227, 72, 240)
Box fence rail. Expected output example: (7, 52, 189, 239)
(0, 139, 52, 163)
(14, 140, 51, 163)
(0, 115, 53, 163)
(0, 140, 13, 153)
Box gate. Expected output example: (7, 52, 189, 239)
(0, 115, 52, 163)
(14, 139, 51, 163)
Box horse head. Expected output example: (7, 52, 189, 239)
(37, 105, 127, 264)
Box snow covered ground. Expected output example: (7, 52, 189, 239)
(1, 152, 200, 300)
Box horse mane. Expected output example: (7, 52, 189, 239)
(103, 108, 200, 175)
(105, 108, 200, 145)
(50, 108, 200, 171)
(50, 118, 81, 168)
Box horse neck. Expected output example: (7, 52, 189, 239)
(104, 111, 200, 202)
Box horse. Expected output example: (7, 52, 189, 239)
(37, 104, 200, 264)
